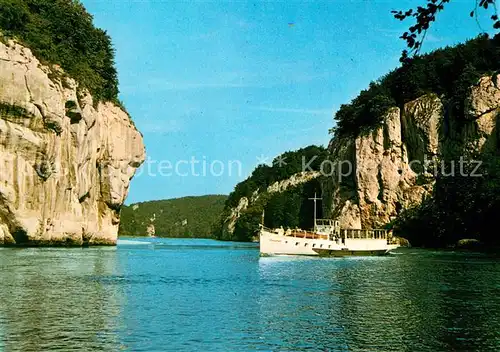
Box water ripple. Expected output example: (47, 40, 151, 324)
(1, 243, 500, 351)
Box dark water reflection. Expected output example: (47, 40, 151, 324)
(1, 239, 500, 351)
(0, 247, 123, 351)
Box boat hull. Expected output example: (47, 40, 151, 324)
(313, 248, 390, 257)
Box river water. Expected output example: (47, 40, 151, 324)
(0, 238, 500, 351)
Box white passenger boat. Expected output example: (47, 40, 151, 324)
(258, 194, 399, 257)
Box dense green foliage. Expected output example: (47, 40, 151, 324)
(216, 145, 328, 242)
(333, 33, 500, 247)
(119, 195, 228, 238)
(394, 151, 500, 247)
(223, 179, 323, 243)
(332, 34, 500, 137)
(225, 145, 328, 208)
(0, 0, 119, 102)
(330, 34, 500, 247)
(263, 179, 321, 231)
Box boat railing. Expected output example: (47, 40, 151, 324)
(315, 219, 335, 226)
(261, 224, 390, 241)
(289, 230, 328, 240)
(339, 229, 388, 240)
(260, 224, 328, 239)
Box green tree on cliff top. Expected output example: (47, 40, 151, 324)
(0, 0, 119, 103)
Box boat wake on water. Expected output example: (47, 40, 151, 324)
(117, 239, 153, 246)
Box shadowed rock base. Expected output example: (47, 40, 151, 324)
(0, 230, 118, 246)
(1, 239, 117, 247)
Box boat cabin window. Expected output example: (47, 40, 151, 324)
(295, 242, 299, 246)
(340, 229, 388, 239)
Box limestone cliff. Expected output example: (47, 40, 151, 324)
(322, 75, 499, 229)
(0, 40, 145, 245)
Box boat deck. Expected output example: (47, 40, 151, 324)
(261, 226, 389, 241)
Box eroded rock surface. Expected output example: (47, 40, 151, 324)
(0, 40, 145, 245)
(323, 76, 500, 229)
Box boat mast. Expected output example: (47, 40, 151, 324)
(308, 192, 322, 232)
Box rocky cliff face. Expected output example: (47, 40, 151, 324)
(0, 40, 145, 245)
(322, 76, 499, 229)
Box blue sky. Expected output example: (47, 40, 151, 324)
(82, 0, 496, 204)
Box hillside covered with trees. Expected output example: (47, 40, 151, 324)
(331, 34, 500, 138)
(215, 146, 328, 242)
(0, 0, 119, 103)
(119, 195, 227, 238)
(331, 33, 500, 247)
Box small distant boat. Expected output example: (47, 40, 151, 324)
(258, 193, 399, 257)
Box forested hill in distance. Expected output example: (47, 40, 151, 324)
(119, 195, 227, 238)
